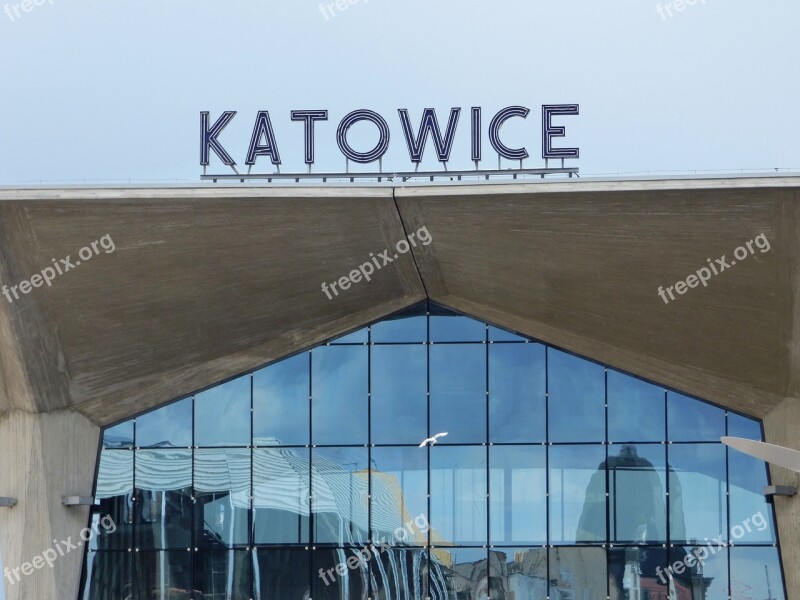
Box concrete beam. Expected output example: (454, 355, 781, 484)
(0, 409, 99, 600)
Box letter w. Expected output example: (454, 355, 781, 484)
(399, 108, 461, 163)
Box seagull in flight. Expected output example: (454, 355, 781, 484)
(419, 432, 448, 447)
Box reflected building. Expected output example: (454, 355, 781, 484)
(79, 303, 786, 599)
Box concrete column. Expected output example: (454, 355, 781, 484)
(763, 396, 800, 600)
(0, 409, 99, 600)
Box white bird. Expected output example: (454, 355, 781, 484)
(722, 436, 800, 474)
(419, 432, 448, 447)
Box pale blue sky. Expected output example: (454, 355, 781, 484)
(0, 0, 798, 184)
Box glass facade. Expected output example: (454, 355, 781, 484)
(82, 302, 787, 600)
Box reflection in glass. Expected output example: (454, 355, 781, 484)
(313, 548, 368, 600)
(549, 547, 607, 598)
(371, 548, 429, 600)
(608, 444, 667, 543)
(194, 550, 251, 599)
(430, 344, 486, 444)
(93, 450, 134, 551)
(549, 445, 606, 543)
(253, 548, 310, 599)
(488, 548, 547, 599)
(489, 446, 546, 545)
(370, 304, 427, 343)
(608, 546, 668, 599)
(728, 412, 763, 440)
(668, 391, 725, 442)
(134, 449, 192, 550)
(668, 444, 726, 543)
(430, 446, 487, 545)
(489, 343, 545, 443)
(728, 450, 775, 543)
(329, 327, 368, 344)
(370, 447, 428, 545)
(429, 305, 485, 342)
(488, 325, 526, 342)
(103, 421, 134, 449)
(430, 548, 488, 599)
(730, 547, 786, 600)
(133, 550, 192, 599)
(253, 353, 309, 447)
(253, 448, 310, 545)
(608, 370, 665, 442)
(82, 551, 133, 600)
(136, 398, 192, 448)
(312, 346, 368, 445)
(312, 448, 369, 545)
(548, 349, 605, 442)
(371, 345, 427, 444)
(194, 449, 250, 547)
(195, 374, 251, 447)
(669, 545, 728, 600)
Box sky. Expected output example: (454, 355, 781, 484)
(0, 0, 799, 185)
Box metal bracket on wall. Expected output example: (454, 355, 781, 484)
(62, 496, 95, 506)
(764, 485, 798, 497)
(0, 497, 17, 507)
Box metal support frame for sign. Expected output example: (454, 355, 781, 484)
(62, 495, 96, 506)
(0, 497, 17, 507)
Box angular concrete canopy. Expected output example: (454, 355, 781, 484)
(1, 175, 799, 599)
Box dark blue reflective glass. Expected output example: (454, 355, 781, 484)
(489, 445, 547, 544)
(430, 548, 488, 597)
(193, 550, 251, 598)
(730, 547, 786, 600)
(194, 374, 250, 447)
(488, 325, 526, 342)
(312, 346, 368, 445)
(254, 548, 311, 599)
(193, 449, 250, 547)
(430, 446, 487, 545)
(489, 343, 545, 443)
(728, 411, 763, 440)
(728, 450, 775, 543)
(93, 450, 133, 551)
(103, 421, 133, 449)
(135, 398, 192, 448)
(429, 305, 485, 342)
(253, 353, 309, 447)
(608, 370, 665, 442)
(133, 551, 193, 598)
(370, 304, 427, 343)
(430, 344, 486, 444)
(668, 444, 727, 543)
(312, 547, 369, 599)
(311, 447, 369, 545)
(669, 545, 728, 600)
(549, 445, 606, 543)
(548, 349, 605, 443)
(371, 446, 428, 545)
(668, 391, 725, 442)
(253, 447, 311, 545)
(608, 444, 667, 543)
(370, 345, 427, 445)
(371, 548, 429, 599)
(329, 327, 368, 344)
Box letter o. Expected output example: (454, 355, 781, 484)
(80, 528, 93, 542)
(393, 526, 409, 541)
(731, 525, 745, 539)
(396, 239, 410, 254)
(79, 246, 93, 261)
(734, 246, 748, 261)
(337, 110, 390, 164)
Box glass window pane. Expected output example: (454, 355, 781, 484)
(488, 326, 527, 342)
(329, 328, 368, 344)
(489, 446, 546, 545)
(370, 304, 427, 343)
(728, 450, 775, 544)
(82, 551, 133, 600)
(312, 346, 368, 445)
(608, 444, 667, 544)
(370, 548, 429, 600)
(669, 545, 728, 600)
(195, 375, 250, 447)
(313, 548, 369, 600)
(134, 449, 192, 550)
(371, 447, 428, 545)
(93, 449, 134, 551)
(253, 448, 310, 545)
(193, 550, 251, 599)
(135, 398, 192, 448)
(429, 548, 488, 598)
(254, 548, 310, 599)
(668, 444, 727, 543)
(548, 349, 605, 442)
(730, 547, 786, 600)
(608, 370, 665, 442)
(489, 343, 545, 443)
(549, 547, 607, 598)
(253, 353, 309, 447)
(488, 548, 547, 599)
(549, 445, 606, 543)
(429, 305, 485, 342)
(430, 344, 486, 444)
(193, 449, 250, 547)
(668, 391, 725, 442)
(103, 421, 134, 449)
(371, 345, 427, 445)
(312, 448, 369, 545)
(133, 550, 192, 599)
(728, 412, 763, 440)
(609, 547, 668, 599)
(430, 446, 487, 545)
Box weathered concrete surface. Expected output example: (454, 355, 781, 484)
(397, 177, 800, 418)
(0, 409, 99, 600)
